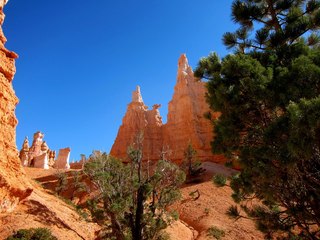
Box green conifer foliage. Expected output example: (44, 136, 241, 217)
(195, 1, 320, 238)
(84, 143, 185, 240)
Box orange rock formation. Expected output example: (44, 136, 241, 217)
(111, 54, 224, 163)
(110, 86, 163, 161)
(19, 132, 56, 169)
(0, 0, 32, 213)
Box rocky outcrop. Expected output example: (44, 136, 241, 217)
(0, 0, 32, 213)
(163, 54, 223, 162)
(144, 104, 163, 160)
(19, 131, 56, 169)
(110, 54, 225, 163)
(69, 154, 86, 169)
(19, 131, 72, 169)
(110, 86, 163, 161)
(55, 147, 71, 169)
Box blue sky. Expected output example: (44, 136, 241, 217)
(3, 0, 236, 161)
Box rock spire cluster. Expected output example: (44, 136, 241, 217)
(110, 54, 224, 163)
(0, 1, 32, 212)
(19, 131, 71, 169)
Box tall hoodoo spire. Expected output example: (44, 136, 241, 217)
(178, 54, 188, 72)
(177, 53, 194, 85)
(132, 85, 144, 103)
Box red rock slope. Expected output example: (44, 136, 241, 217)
(0, 178, 100, 240)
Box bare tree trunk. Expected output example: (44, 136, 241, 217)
(133, 186, 144, 240)
(104, 199, 125, 240)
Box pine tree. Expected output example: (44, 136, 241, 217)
(84, 136, 185, 240)
(182, 143, 205, 180)
(71, 171, 87, 201)
(55, 172, 68, 196)
(195, 1, 320, 238)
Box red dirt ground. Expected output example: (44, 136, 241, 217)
(0, 164, 264, 240)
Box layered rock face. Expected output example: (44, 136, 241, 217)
(111, 54, 224, 163)
(0, 0, 32, 212)
(164, 54, 222, 162)
(110, 86, 163, 161)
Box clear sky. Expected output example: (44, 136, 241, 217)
(3, 0, 236, 161)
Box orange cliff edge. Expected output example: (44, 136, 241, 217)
(0, 0, 32, 213)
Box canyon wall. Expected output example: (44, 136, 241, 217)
(0, 0, 32, 212)
(110, 54, 225, 163)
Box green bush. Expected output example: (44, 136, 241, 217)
(156, 232, 171, 240)
(207, 226, 225, 240)
(55, 172, 68, 195)
(212, 174, 227, 187)
(6, 228, 57, 240)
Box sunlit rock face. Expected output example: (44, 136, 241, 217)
(0, 1, 32, 213)
(110, 86, 163, 161)
(19, 131, 56, 169)
(55, 147, 71, 169)
(111, 54, 225, 163)
(163, 54, 223, 162)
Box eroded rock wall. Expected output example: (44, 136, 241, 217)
(110, 86, 163, 161)
(0, 0, 32, 213)
(163, 54, 224, 162)
(111, 54, 225, 163)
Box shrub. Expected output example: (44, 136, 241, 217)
(6, 228, 57, 240)
(212, 174, 227, 187)
(182, 143, 205, 180)
(55, 171, 68, 195)
(207, 226, 225, 240)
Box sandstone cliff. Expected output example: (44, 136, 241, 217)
(0, 0, 32, 213)
(111, 54, 224, 163)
